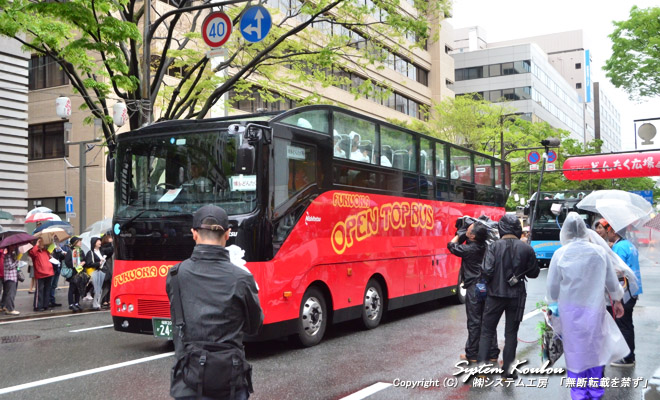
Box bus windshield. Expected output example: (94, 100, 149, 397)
(115, 130, 257, 218)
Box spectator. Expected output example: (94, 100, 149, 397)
(100, 233, 114, 308)
(547, 212, 628, 399)
(447, 221, 499, 364)
(477, 214, 539, 379)
(594, 218, 611, 244)
(48, 236, 66, 308)
(85, 237, 106, 311)
(64, 236, 85, 312)
(605, 220, 642, 367)
(28, 238, 54, 312)
(1, 246, 20, 315)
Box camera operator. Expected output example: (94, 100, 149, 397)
(447, 219, 500, 364)
(477, 214, 539, 379)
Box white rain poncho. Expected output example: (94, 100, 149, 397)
(547, 212, 629, 373)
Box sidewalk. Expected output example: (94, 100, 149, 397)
(0, 275, 107, 322)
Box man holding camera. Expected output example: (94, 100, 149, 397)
(477, 214, 539, 379)
(448, 219, 500, 364)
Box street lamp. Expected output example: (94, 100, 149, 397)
(528, 137, 560, 243)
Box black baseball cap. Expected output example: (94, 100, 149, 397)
(192, 205, 230, 231)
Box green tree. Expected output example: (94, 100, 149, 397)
(604, 6, 660, 99)
(0, 0, 449, 149)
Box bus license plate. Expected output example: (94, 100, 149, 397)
(152, 318, 173, 339)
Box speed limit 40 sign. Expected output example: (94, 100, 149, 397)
(202, 11, 232, 48)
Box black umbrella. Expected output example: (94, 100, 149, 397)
(0, 232, 37, 249)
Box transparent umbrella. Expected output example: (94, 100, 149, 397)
(576, 190, 652, 233)
(84, 218, 113, 237)
(0, 210, 13, 220)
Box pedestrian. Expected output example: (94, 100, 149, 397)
(100, 233, 114, 308)
(85, 237, 106, 311)
(167, 205, 263, 399)
(28, 238, 54, 312)
(520, 226, 530, 244)
(1, 246, 21, 315)
(64, 236, 85, 312)
(594, 218, 611, 244)
(477, 214, 540, 379)
(48, 235, 65, 308)
(604, 219, 642, 367)
(447, 220, 500, 364)
(547, 212, 629, 400)
(0, 248, 5, 312)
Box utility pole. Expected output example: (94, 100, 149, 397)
(528, 138, 560, 243)
(66, 120, 102, 232)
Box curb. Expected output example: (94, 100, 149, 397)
(0, 309, 110, 323)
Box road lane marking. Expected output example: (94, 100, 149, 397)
(522, 308, 543, 321)
(0, 310, 110, 325)
(339, 382, 392, 400)
(0, 352, 175, 395)
(70, 324, 114, 333)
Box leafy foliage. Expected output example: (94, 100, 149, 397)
(0, 0, 450, 149)
(604, 6, 660, 99)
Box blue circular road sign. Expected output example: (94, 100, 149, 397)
(527, 151, 540, 164)
(240, 6, 272, 43)
(547, 150, 557, 163)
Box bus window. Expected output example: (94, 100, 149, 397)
(435, 142, 446, 178)
(420, 138, 432, 175)
(280, 110, 329, 133)
(474, 155, 493, 186)
(333, 112, 376, 165)
(450, 147, 472, 183)
(273, 139, 317, 208)
(381, 126, 416, 172)
(494, 161, 503, 188)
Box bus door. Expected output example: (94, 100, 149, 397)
(391, 238, 419, 299)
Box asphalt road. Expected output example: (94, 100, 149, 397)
(1, 249, 658, 400)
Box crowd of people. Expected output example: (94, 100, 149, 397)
(448, 212, 643, 399)
(0, 232, 114, 315)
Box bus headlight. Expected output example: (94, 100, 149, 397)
(122, 304, 127, 311)
(128, 304, 134, 313)
(116, 298, 121, 306)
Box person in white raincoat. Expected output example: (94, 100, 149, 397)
(547, 212, 628, 400)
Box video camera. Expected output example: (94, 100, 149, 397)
(454, 215, 500, 245)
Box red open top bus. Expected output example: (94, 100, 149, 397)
(110, 105, 510, 345)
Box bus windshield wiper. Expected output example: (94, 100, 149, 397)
(118, 209, 189, 231)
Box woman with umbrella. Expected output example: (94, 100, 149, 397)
(28, 238, 55, 311)
(1, 245, 22, 315)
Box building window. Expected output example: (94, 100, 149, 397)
(575, 63, 581, 69)
(576, 83, 582, 89)
(28, 122, 68, 160)
(29, 55, 69, 90)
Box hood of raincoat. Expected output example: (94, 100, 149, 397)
(559, 212, 590, 245)
(497, 214, 522, 238)
(90, 236, 101, 250)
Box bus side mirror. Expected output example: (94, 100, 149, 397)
(236, 142, 255, 175)
(523, 204, 530, 216)
(106, 154, 115, 182)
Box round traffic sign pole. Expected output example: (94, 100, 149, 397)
(202, 11, 233, 48)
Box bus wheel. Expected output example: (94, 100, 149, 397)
(296, 287, 327, 347)
(456, 278, 467, 304)
(361, 279, 384, 330)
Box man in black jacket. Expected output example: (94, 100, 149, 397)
(447, 221, 499, 363)
(477, 214, 539, 379)
(167, 205, 263, 399)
